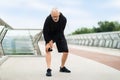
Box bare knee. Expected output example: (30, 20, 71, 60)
(63, 52, 68, 54)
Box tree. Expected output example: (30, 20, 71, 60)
(71, 21, 120, 35)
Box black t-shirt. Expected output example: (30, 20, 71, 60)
(43, 13, 67, 43)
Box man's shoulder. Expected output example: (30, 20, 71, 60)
(45, 14, 52, 23)
(46, 14, 51, 20)
(60, 13, 65, 18)
(60, 13, 67, 22)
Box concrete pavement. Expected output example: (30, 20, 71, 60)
(0, 43, 120, 80)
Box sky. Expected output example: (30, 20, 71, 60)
(0, 0, 120, 34)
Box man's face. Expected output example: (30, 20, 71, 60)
(51, 12, 60, 22)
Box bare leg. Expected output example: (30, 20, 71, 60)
(61, 52, 68, 67)
(46, 51, 52, 76)
(60, 52, 71, 73)
(46, 52, 51, 68)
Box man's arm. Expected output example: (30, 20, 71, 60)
(43, 17, 52, 44)
(60, 14, 67, 33)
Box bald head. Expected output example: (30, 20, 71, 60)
(51, 8, 60, 22)
(51, 8, 60, 16)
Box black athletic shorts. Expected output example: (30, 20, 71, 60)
(55, 39, 69, 53)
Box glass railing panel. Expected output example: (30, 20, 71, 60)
(2, 30, 35, 55)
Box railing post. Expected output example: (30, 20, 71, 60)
(33, 30, 43, 55)
(0, 43, 4, 57)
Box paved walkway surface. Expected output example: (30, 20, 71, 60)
(68, 44, 120, 70)
(0, 43, 120, 80)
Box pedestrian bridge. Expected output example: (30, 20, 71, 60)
(0, 18, 120, 80)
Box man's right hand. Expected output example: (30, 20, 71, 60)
(45, 40, 53, 52)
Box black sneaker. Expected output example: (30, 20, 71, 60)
(46, 68, 52, 76)
(60, 66, 71, 73)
